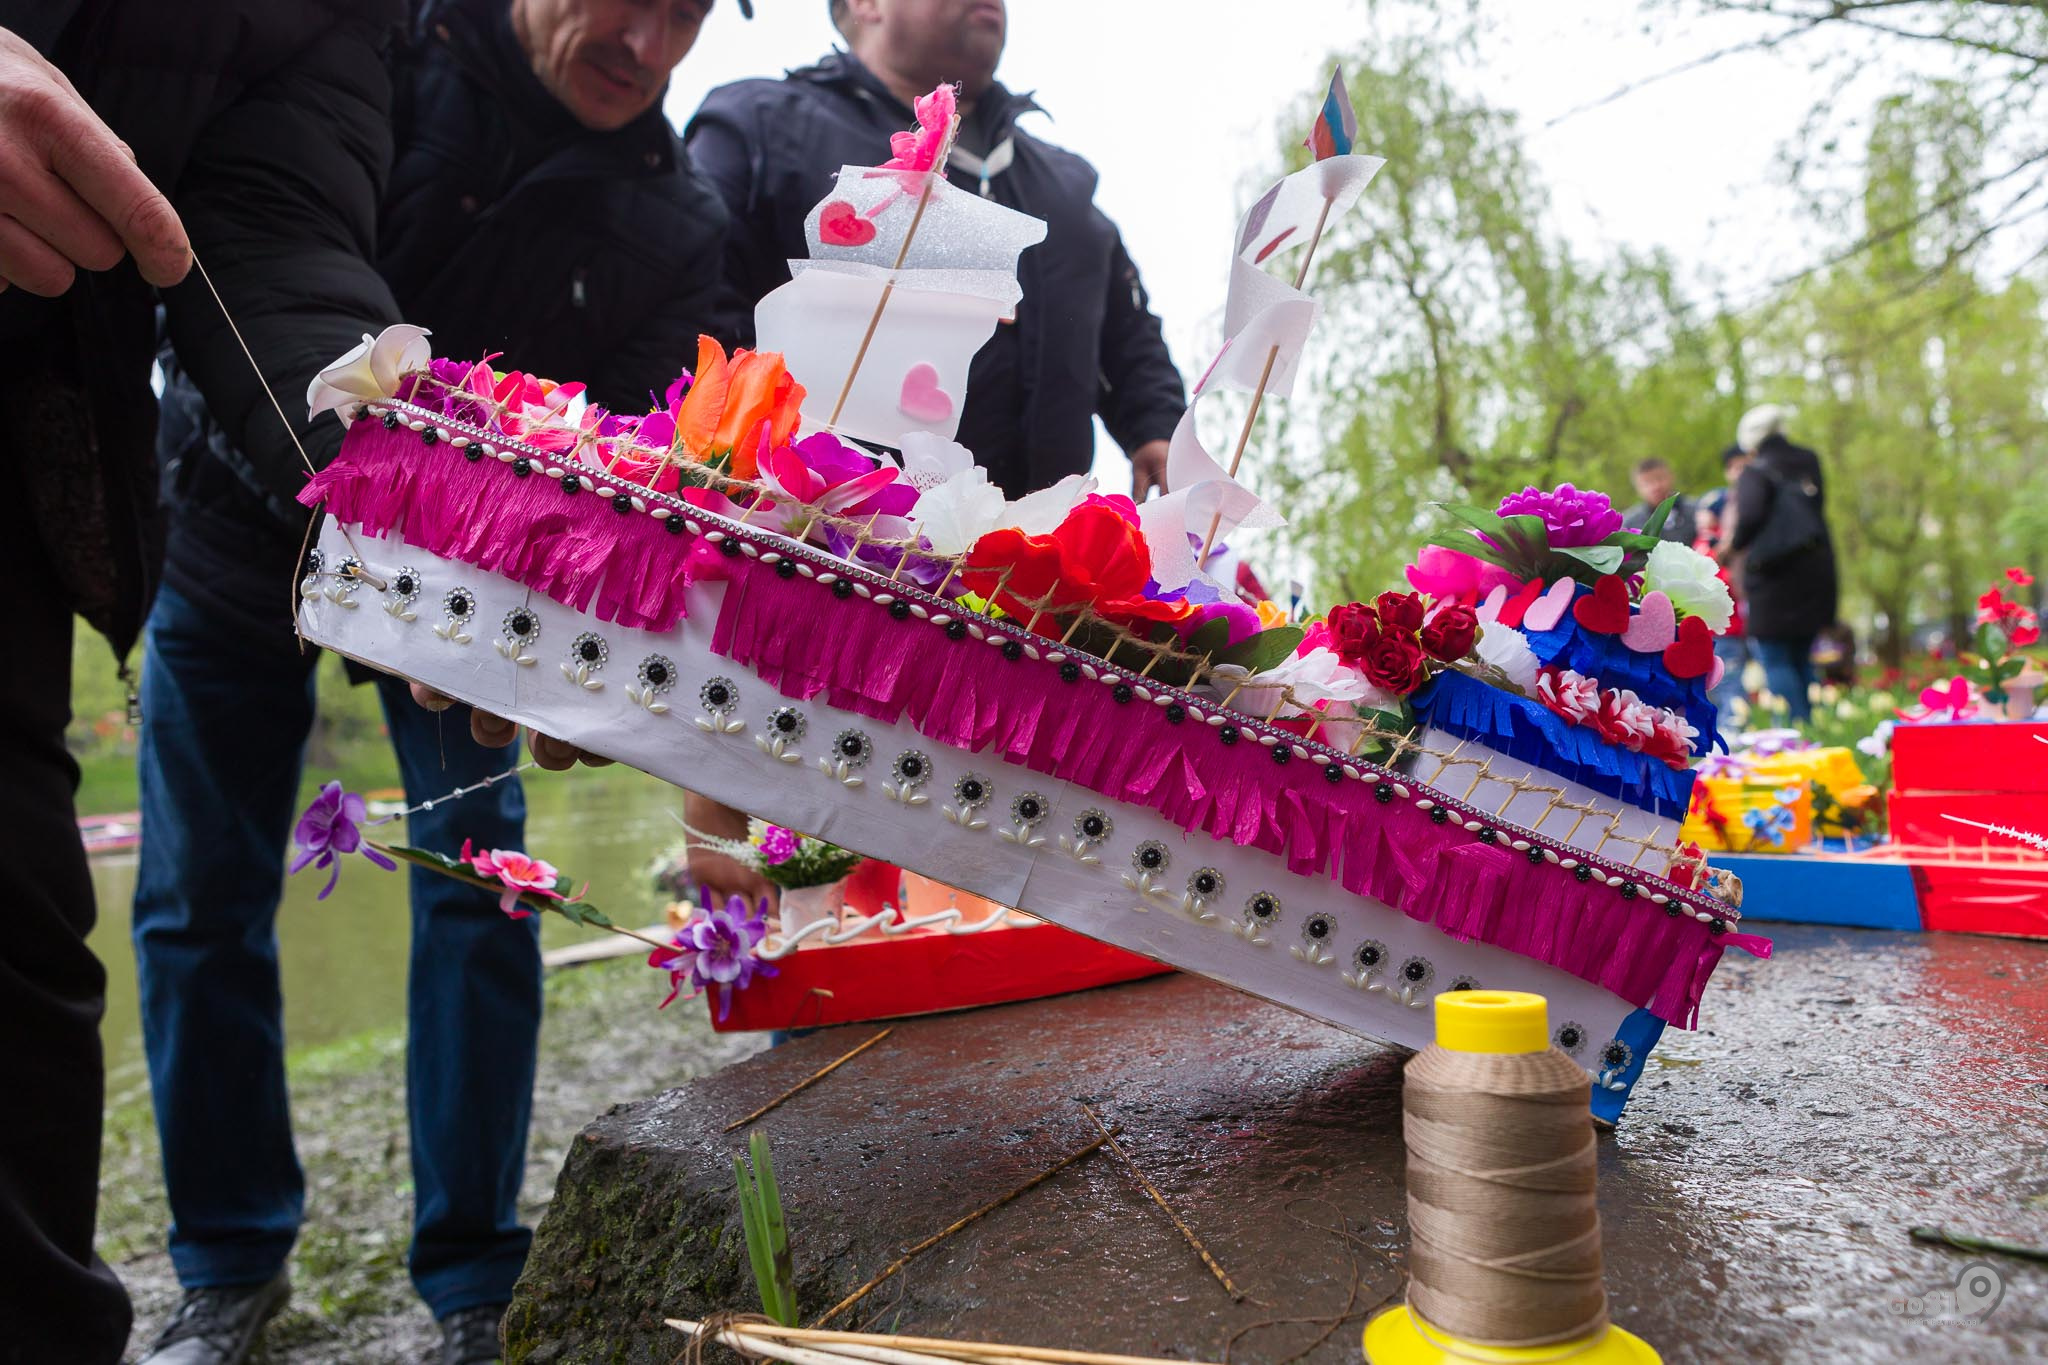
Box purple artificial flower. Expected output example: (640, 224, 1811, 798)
(1173, 597, 1263, 648)
(758, 825, 800, 865)
(820, 523, 951, 589)
(1494, 483, 1624, 548)
(647, 891, 776, 1016)
(288, 780, 396, 899)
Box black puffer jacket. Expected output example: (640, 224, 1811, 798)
(162, 0, 731, 629)
(686, 50, 1185, 498)
(0, 0, 405, 659)
(1728, 433, 1840, 639)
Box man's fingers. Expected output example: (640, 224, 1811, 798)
(409, 681, 456, 712)
(0, 213, 76, 296)
(529, 731, 579, 770)
(1, 154, 124, 274)
(44, 106, 189, 286)
(471, 709, 520, 750)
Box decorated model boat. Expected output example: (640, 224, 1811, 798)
(292, 84, 1761, 1121)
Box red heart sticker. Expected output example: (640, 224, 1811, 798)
(1663, 613, 1716, 679)
(1571, 574, 1631, 635)
(1494, 577, 1546, 629)
(819, 200, 876, 247)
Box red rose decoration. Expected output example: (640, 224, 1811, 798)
(1360, 629, 1430, 696)
(1419, 602, 1478, 662)
(1374, 591, 1427, 634)
(1326, 602, 1380, 664)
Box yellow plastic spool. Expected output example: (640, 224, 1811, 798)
(1363, 991, 1663, 1365)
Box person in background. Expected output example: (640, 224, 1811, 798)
(1720, 404, 1838, 724)
(1622, 456, 1696, 544)
(1696, 444, 1751, 719)
(0, 7, 395, 1364)
(131, 2, 728, 1362)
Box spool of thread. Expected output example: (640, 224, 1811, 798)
(1364, 990, 1661, 1365)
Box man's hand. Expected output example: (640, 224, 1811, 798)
(407, 682, 613, 771)
(1130, 439, 1169, 501)
(0, 28, 191, 295)
(684, 790, 778, 909)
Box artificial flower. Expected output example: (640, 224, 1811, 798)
(1356, 626, 1430, 695)
(1176, 598, 1264, 650)
(307, 323, 433, 426)
(669, 336, 805, 476)
(879, 83, 958, 186)
(915, 466, 1007, 556)
(1325, 601, 1378, 663)
(1254, 598, 1292, 630)
(896, 430, 976, 490)
(960, 501, 1191, 631)
(1591, 688, 1657, 750)
(757, 825, 800, 866)
(461, 839, 565, 918)
(2009, 567, 2035, 587)
(648, 891, 776, 1016)
(1404, 544, 1522, 603)
(1494, 483, 1623, 548)
(1419, 601, 1479, 663)
(1373, 591, 1427, 634)
(288, 781, 396, 899)
(758, 431, 915, 534)
(1643, 540, 1734, 633)
(1536, 667, 1601, 725)
(1205, 647, 1372, 717)
(1471, 620, 1541, 692)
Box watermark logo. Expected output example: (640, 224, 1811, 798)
(1891, 1261, 2005, 1321)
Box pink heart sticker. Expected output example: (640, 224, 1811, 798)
(897, 363, 954, 424)
(1521, 577, 1578, 633)
(1477, 584, 1510, 625)
(819, 200, 876, 247)
(1621, 590, 1678, 653)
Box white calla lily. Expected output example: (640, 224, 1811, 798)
(306, 323, 433, 426)
(917, 467, 1007, 555)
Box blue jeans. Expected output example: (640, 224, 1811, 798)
(1709, 633, 1750, 721)
(133, 581, 540, 1318)
(1751, 634, 1818, 724)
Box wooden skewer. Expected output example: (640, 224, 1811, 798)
(1194, 194, 1335, 571)
(828, 115, 962, 429)
(722, 1028, 893, 1133)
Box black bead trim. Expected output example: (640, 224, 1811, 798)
(1324, 763, 1344, 784)
(1573, 864, 1595, 883)
(1618, 881, 1640, 900)
(1475, 827, 1498, 845)
(1270, 743, 1291, 765)
(1111, 683, 1134, 704)
(664, 514, 686, 535)
(946, 620, 968, 641)
(1218, 724, 1239, 746)
(420, 426, 437, 445)
(463, 445, 483, 462)
(612, 493, 634, 514)
(1002, 639, 1023, 661)
(776, 558, 799, 578)
(832, 577, 855, 599)
(1665, 900, 1683, 917)
(720, 536, 742, 557)
(1709, 917, 1728, 936)
(381, 410, 400, 429)
(511, 458, 532, 477)
(1060, 662, 1081, 682)
(1164, 703, 1185, 725)
(561, 473, 580, 494)
(1527, 845, 1547, 865)
(1374, 783, 1395, 805)
(1429, 807, 1450, 825)
(890, 600, 912, 621)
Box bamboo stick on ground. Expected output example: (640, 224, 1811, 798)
(667, 1318, 1228, 1365)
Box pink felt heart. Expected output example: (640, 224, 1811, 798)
(1571, 575, 1632, 635)
(1708, 654, 1726, 690)
(1495, 578, 1546, 629)
(1477, 584, 1510, 624)
(820, 200, 876, 247)
(1521, 576, 1578, 633)
(1662, 613, 1715, 679)
(1621, 590, 1678, 653)
(897, 363, 954, 423)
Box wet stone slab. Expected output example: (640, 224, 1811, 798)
(505, 925, 2048, 1363)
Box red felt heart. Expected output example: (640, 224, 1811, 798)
(1494, 577, 1546, 629)
(1663, 613, 1716, 679)
(819, 200, 876, 246)
(1571, 575, 1631, 635)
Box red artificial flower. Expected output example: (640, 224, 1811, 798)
(1418, 601, 1479, 663)
(1373, 591, 1427, 635)
(1978, 586, 2014, 626)
(1358, 628, 1430, 695)
(2008, 567, 2035, 587)
(961, 502, 1191, 632)
(2013, 616, 2042, 648)
(1325, 601, 1379, 664)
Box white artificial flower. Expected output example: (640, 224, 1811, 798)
(1472, 620, 1541, 693)
(916, 466, 1007, 556)
(1006, 473, 1096, 536)
(1856, 720, 1894, 758)
(1205, 647, 1371, 718)
(306, 323, 433, 426)
(1643, 540, 1734, 633)
(896, 431, 976, 491)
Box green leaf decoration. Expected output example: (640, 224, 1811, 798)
(1215, 625, 1306, 674)
(1184, 615, 1236, 662)
(1636, 493, 1677, 540)
(1552, 544, 1625, 573)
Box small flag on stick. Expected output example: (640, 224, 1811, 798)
(1305, 67, 1357, 160)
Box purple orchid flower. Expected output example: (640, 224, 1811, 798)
(819, 523, 952, 589)
(648, 891, 776, 1017)
(288, 780, 396, 899)
(1494, 483, 1624, 548)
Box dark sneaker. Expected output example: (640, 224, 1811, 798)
(440, 1302, 509, 1365)
(137, 1271, 289, 1364)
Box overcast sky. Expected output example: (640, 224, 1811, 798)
(661, 0, 1879, 492)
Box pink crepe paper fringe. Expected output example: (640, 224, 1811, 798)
(299, 423, 703, 632)
(303, 422, 1766, 1028)
(712, 562, 1767, 1030)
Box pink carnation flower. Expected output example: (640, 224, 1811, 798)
(1536, 667, 1601, 724)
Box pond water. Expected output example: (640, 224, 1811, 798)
(89, 765, 691, 1110)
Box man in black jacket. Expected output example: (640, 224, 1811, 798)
(1721, 403, 1839, 724)
(132, 2, 729, 1362)
(684, 0, 1185, 501)
(0, 7, 406, 1363)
